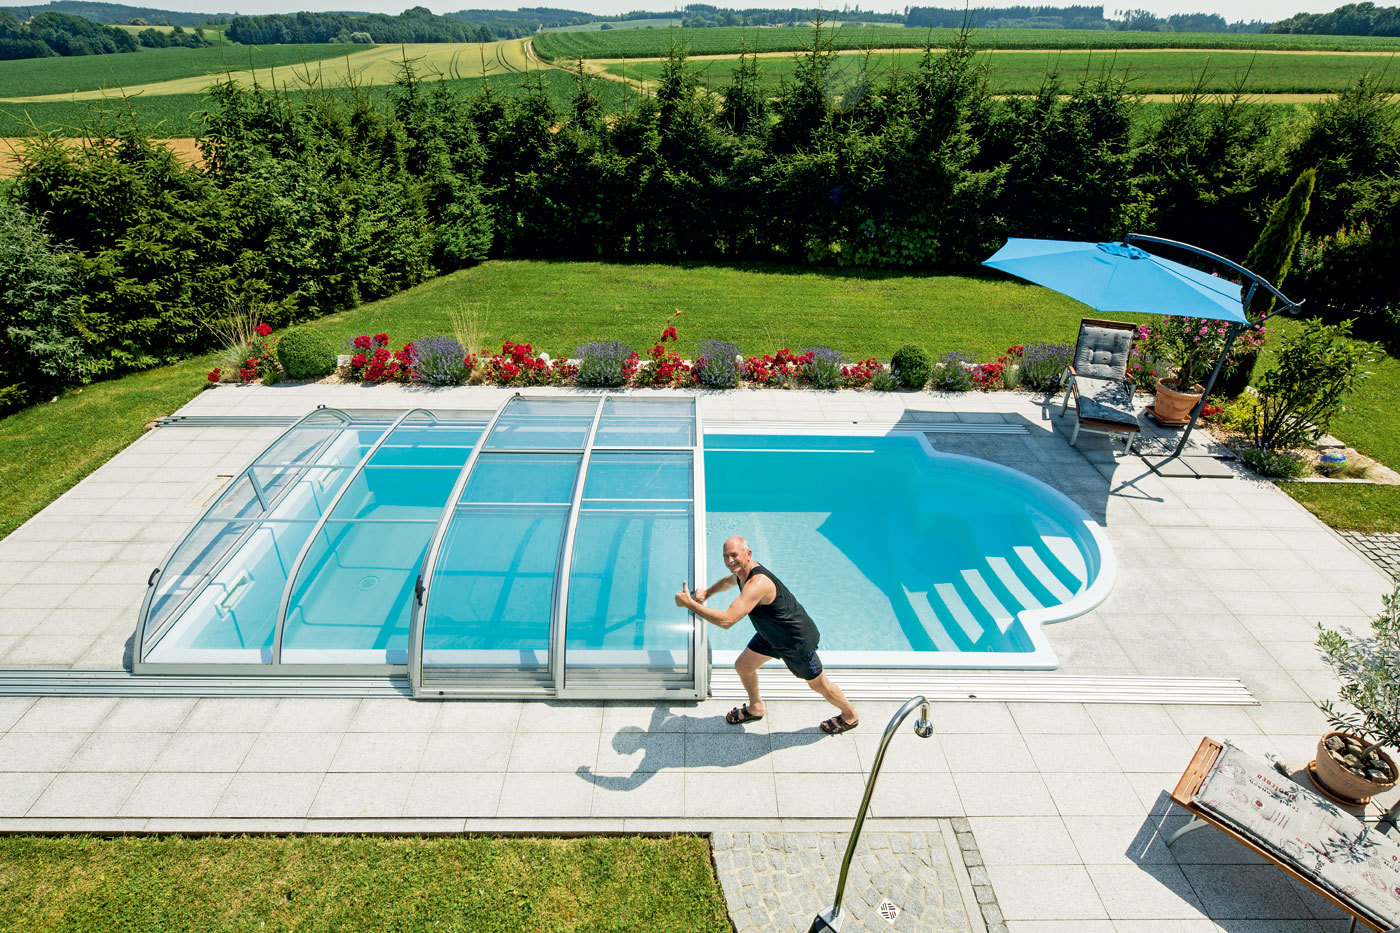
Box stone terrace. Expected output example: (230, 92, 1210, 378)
(0, 384, 1394, 933)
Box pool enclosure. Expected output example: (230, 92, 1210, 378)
(134, 396, 710, 699)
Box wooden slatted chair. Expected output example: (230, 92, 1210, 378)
(1169, 737, 1400, 933)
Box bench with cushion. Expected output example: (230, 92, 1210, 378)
(1060, 318, 1141, 454)
(1170, 737, 1400, 933)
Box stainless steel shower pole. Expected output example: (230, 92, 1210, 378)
(809, 695, 934, 933)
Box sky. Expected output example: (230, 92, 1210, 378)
(180, 1, 1339, 23)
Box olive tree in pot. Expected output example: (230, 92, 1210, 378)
(1313, 577, 1400, 804)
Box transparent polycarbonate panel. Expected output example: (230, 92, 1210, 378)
(422, 506, 568, 670)
(461, 453, 581, 505)
(484, 397, 596, 450)
(367, 424, 482, 467)
(583, 451, 693, 501)
(145, 519, 255, 646)
(144, 521, 315, 664)
(248, 466, 352, 522)
(593, 397, 696, 447)
(204, 475, 264, 522)
(281, 520, 435, 664)
(329, 467, 460, 521)
(564, 506, 693, 681)
(251, 423, 342, 467)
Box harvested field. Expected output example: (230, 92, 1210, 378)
(0, 137, 203, 175)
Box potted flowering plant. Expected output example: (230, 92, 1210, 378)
(1136, 317, 1263, 423)
(1312, 578, 1400, 804)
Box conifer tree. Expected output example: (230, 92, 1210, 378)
(1243, 168, 1315, 315)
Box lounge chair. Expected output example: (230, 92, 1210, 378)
(1059, 318, 1141, 454)
(1169, 737, 1400, 933)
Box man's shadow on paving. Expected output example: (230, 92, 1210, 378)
(575, 705, 825, 792)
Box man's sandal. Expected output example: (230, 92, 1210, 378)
(726, 705, 764, 725)
(820, 715, 858, 735)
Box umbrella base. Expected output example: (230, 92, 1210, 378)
(1145, 405, 1191, 428)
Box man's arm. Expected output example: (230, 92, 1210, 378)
(675, 576, 772, 629)
(692, 573, 737, 603)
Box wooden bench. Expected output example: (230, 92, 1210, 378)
(1169, 737, 1400, 933)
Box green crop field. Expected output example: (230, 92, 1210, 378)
(602, 48, 1400, 97)
(0, 43, 364, 99)
(0, 69, 641, 139)
(535, 25, 1400, 60)
(544, 16, 682, 32)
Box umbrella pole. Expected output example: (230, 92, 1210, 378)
(1170, 323, 1245, 460)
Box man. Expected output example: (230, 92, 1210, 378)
(674, 535, 859, 734)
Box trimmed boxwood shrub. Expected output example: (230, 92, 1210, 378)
(890, 344, 931, 390)
(276, 328, 335, 380)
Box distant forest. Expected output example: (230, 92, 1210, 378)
(226, 7, 493, 45)
(0, 1, 227, 26)
(0, 10, 135, 58)
(1270, 2, 1400, 35)
(905, 5, 1266, 32)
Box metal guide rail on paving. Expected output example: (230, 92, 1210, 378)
(0, 669, 1256, 704)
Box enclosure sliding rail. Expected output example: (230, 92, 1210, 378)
(810, 695, 934, 933)
(134, 407, 360, 669)
(270, 408, 436, 665)
(691, 397, 709, 701)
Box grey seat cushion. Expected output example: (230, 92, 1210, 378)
(1074, 325, 1134, 379)
(1193, 742, 1400, 929)
(1072, 375, 1138, 429)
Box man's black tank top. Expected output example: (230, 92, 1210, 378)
(737, 564, 820, 656)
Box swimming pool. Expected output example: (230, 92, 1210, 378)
(134, 395, 1112, 696)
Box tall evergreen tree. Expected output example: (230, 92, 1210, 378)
(1243, 168, 1315, 315)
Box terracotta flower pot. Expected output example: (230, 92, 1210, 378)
(1154, 379, 1205, 423)
(1311, 731, 1398, 803)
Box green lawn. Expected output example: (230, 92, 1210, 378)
(1281, 484, 1400, 535)
(0, 834, 730, 932)
(604, 49, 1400, 96)
(2, 259, 1397, 539)
(0, 44, 363, 99)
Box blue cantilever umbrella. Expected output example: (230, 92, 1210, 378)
(982, 238, 1249, 325)
(982, 235, 1302, 464)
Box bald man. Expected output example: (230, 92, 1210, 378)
(675, 535, 859, 734)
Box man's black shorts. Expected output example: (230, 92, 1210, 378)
(747, 633, 823, 681)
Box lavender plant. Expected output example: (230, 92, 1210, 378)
(804, 346, 844, 390)
(576, 340, 634, 388)
(1019, 342, 1074, 393)
(930, 351, 975, 392)
(410, 336, 470, 386)
(696, 339, 740, 389)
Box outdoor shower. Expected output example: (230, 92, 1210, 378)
(809, 695, 934, 933)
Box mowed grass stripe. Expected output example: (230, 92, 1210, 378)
(0, 70, 639, 140)
(0, 44, 361, 99)
(536, 25, 1400, 60)
(0, 834, 731, 933)
(0, 40, 539, 103)
(602, 49, 1400, 96)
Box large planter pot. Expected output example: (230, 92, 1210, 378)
(1153, 379, 1204, 424)
(1310, 731, 1399, 804)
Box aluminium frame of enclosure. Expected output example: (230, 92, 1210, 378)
(408, 394, 709, 700)
(132, 396, 709, 701)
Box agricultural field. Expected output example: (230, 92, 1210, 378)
(601, 48, 1400, 97)
(0, 40, 531, 103)
(0, 43, 361, 99)
(0, 69, 641, 140)
(534, 24, 1400, 60)
(543, 16, 681, 32)
(110, 22, 230, 35)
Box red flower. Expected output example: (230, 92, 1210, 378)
(206, 368, 221, 383)
(254, 323, 273, 337)
(351, 353, 367, 368)
(373, 333, 389, 346)
(353, 335, 372, 350)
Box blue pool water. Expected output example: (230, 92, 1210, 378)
(139, 407, 1109, 673)
(704, 434, 1105, 665)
